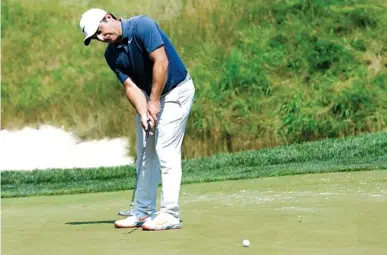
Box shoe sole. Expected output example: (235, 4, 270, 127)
(141, 224, 182, 231)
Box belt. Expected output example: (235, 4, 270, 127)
(177, 73, 191, 87)
(160, 73, 191, 98)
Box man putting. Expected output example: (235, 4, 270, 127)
(79, 8, 195, 231)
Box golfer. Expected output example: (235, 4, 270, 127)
(79, 8, 195, 231)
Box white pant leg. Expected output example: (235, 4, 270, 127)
(155, 78, 195, 218)
(135, 115, 160, 215)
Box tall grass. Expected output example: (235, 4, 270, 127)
(2, 0, 387, 159)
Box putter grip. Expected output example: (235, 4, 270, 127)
(145, 119, 151, 137)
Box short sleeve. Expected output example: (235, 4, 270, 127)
(135, 16, 164, 55)
(105, 50, 129, 84)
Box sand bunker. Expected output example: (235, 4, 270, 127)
(0, 125, 134, 171)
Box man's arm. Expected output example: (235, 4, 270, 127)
(135, 16, 168, 125)
(149, 46, 168, 102)
(104, 48, 151, 132)
(147, 46, 169, 123)
(123, 78, 150, 132)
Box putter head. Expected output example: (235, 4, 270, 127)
(117, 208, 154, 217)
(118, 209, 135, 216)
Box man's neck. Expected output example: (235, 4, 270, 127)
(117, 20, 123, 38)
(112, 20, 123, 44)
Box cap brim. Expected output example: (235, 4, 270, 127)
(84, 37, 92, 46)
(83, 25, 98, 46)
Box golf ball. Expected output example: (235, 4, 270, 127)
(242, 239, 250, 247)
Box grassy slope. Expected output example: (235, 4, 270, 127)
(1, 131, 386, 198)
(1, 0, 387, 158)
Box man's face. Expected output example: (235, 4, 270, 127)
(94, 15, 120, 43)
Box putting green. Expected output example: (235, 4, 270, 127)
(2, 170, 387, 255)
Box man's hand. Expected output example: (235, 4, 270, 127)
(140, 114, 153, 135)
(147, 99, 160, 134)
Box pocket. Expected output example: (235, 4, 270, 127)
(177, 80, 195, 111)
(159, 88, 183, 124)
(162, 86, 181, 106)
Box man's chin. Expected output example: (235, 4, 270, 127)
(109, 39, 122, 45)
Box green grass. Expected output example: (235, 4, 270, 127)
(2, 131, 386, 198)
(2, 0, 387, 158)
(2, 171, 387, 255)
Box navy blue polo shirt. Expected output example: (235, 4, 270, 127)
(104, 16, 187, 96)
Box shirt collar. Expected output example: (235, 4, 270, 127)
(109, 19, 130, 50)
(120, 18, 130, 39)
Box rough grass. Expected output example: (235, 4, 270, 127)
(2, 131, 386, 198)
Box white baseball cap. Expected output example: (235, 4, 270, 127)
(80, 8, 107, 46)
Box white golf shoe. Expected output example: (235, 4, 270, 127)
(114, 211, 149, 228)
(141, 212, 181, 231)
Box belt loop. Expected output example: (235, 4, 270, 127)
(178, 73, 190, 87)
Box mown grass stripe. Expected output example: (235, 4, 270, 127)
(2, 148, 386, 198)
(2, 132, 386, 186)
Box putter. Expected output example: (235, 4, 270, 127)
(118, 120, 151, 216)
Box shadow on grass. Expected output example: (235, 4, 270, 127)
(65, 220, 141, 234)
(65, 220, 115, 225)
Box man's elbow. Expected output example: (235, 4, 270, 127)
(123, 78, 137, 91)
(159, 58, 169, 71)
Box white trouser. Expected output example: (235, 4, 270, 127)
(135, 75, 195, 218)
